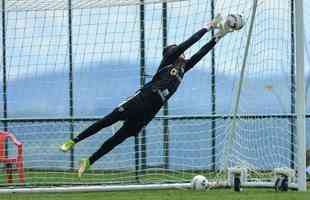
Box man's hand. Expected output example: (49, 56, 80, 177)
(206, 14, 223, 30)
(210, 14, 244, 41)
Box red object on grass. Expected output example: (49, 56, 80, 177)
(0, 131, 25, 183)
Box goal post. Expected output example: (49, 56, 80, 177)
(295, 0, 306, 192)
(0, 0, 308, 194)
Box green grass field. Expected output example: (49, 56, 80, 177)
(0, 188, 309, 200)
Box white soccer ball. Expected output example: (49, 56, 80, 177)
(191, 175, 209, 191)
(227, 14, 245, 31)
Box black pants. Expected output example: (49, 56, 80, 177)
(73, 91, 161, 165)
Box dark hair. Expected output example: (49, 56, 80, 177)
(163, 44, 177, 56)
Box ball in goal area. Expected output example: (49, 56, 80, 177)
(0, 0, 308, 194)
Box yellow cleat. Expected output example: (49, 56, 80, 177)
(59, 140, 75, 152)
(78, 158, 90, 178)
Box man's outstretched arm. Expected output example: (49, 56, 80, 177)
(184, 37, 217, 72)
(174, 28, 209, 55)
(164, 28, 209, 61)
(184, 14, 245, 72)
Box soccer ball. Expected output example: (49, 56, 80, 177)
(191, 175, 209, 191)
(227, 14, 245, 31)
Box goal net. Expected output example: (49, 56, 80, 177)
(0, 0, 307, 193)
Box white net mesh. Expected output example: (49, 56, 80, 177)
(0, 0, 308, 191)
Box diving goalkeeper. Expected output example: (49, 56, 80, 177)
(60, 14, 244, 177)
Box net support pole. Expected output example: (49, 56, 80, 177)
(68, 0, 75, 170)
(224, 0, 258, 169)
(290, 0, 296, 170)
(162, 1, 170, 170)
(137, 0, 147, 178)
(294, 0, 306, 192)
(1, 0, 8, 166)
(1, 0, 7, 131)
(210, 0, 216, 172)
(1, 0, 8, 131)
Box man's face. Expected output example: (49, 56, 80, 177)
(179, 53, 185, 60)
(176, 53, 186, 66)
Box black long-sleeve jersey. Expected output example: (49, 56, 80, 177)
(141, 28, 216, 104)
(115, 27, 217, 126)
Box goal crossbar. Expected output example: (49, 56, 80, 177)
(6, 0, 189, 11)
